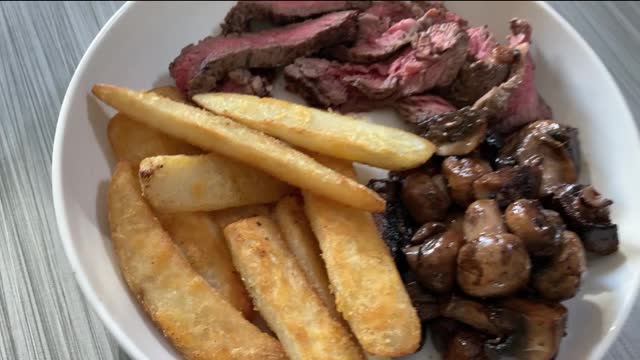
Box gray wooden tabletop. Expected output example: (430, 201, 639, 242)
(1, 1, 638, 359)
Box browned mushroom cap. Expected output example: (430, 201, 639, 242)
(445, 328, 489, 360)
(442, 156, 493, 207)
(430, 318, 463, 354)
(472, 158, 542, 208)
(418, 107, 488, 156)
(489, 298, 567, 360)
(440, 295, 521, 336)
(457, 233, 531, 297)
(463, 199, 506, 241)
(497, 120, 577, 196)
(401, 172, 451, 224)
(532, 231, 587, 301)
(551, 183, 618, 255)
(504, 199, 562, 256)
(404, 224, 464, 294)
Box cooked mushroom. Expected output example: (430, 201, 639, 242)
(488, 298, 567, 360)
(445, 328, 489, 360)
(430, 318, 463, 354)
(472, 158, 542, 208)
(497, 120, 577, 196)
(463, 199, 506, 241)
(368, 179, 415, 267)
(404, 280, 440, 321)
(551, 183, 618, 255)
(457, 233, 531, 297)
(504, 199, 561, 256)
(532, 230, 587, 301)
(440, 295, 520, 336)
(418, 107, 488, 156)
(446, 211, 466, 235)
(404, 223, 464, 294)
(442, 156, 493, 207)
(401, 172, 451, 224)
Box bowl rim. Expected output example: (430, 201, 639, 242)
(51, 1, 639, 360)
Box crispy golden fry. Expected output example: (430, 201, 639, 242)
(139, 153, 291, 212)
(302, 157, 421, 357)
(107, 86, 201, 165)
(224, 216, 364, 360)
(108, 162, 285, 360)
(156, 211, 253, 318)
(92, 85, 384, 212)
(193, 93, 435, 170)
(211, 204, 272, 230)
(273, 195, 338, 318)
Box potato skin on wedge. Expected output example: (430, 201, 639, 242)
(108, 162, 285, 360)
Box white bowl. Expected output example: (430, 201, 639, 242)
(52, 1, 640, 359)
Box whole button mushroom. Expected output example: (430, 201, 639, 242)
(463, 199, 506, 241)
(457, 233, 531, 297)
(401, 172, 451, 224)
(504, 199, 561, 256)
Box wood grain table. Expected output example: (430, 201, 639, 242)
(0, 1, 638, 359)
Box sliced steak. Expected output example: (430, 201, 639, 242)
(285, 21, 469, 111)
(218, 69, 273, 97)
(394, 94, 456, 124)
(170, 10, 358, 95)
(444, 26, 514, 107)
(472, 19, 552, 134)
(222, 1, 371, 34)
(329, 2, 465, 63)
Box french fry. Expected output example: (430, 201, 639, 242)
(273, 195, 338, 318)
(224, 217, 364, 360)
(302, 157, 421, 357)
(139, 153, 291, 212)
(156, 212, 253, 318)
(211, 204, 272, 230)
(108, 86, 201, 165)
(92, 85, 384, 212)
(193, 93, 435, 170)
(107, 162, 285, 360)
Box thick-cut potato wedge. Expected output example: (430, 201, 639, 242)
(108, 86, 201, 165)
(156, 211, 252, 318)
(108, 162, 285, 360)
(302, 157, 421, 357)
(139, 153, 291, 212)
(194, 93, 435, 170)
(224, 217, 364, 360)
(273, 195, 338, 318)
(92, 85, 384, 212)
(211, 204, 272, 230)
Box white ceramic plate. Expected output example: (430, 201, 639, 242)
(52, 1, 640, 359)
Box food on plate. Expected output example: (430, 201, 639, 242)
(107, 86, 201, 164)
(457, 233, 531, 298)
(138, 153, 291, 212)
(210, 204, 272, 230)
(92, 85, 384, 212)
(95, 2, 623, 359)
(303, 156, 420, 357)
(170, 10, 359, 95)
(193, 93, 435, 170)
(107, 162, 285, 360)
(273, 195, 337, 317)
(224, 216, 364, 360)
(222, 0, 371, 34)
(155, 211, 253, 318)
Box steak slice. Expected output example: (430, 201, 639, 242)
(394, 95, 456, 124)
(218, 69, 273, 97)
(444, 26, 514, 107)
(328, 1, 465, 63)
(170, 10, 358, 95)
(284, 21, 469, 111)
(473, 19, 552, 134)
(222, 1, 371, 34)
